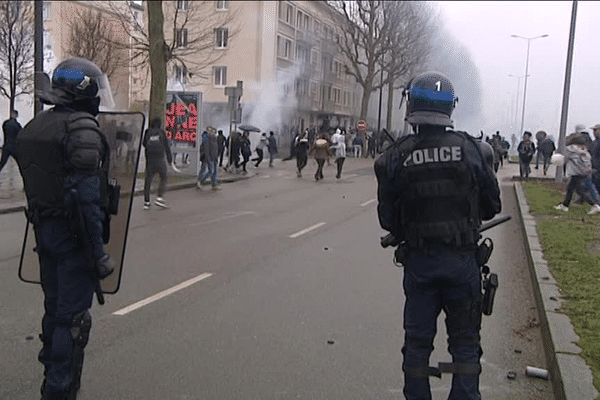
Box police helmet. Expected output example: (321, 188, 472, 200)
(48, 57, 115, 109)
(404, 71, 457, 128)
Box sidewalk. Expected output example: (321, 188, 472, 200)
(0, 158, 257, 215)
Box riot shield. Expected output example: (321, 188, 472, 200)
(19, 112, 146, 295)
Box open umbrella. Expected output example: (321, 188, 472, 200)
(238, 124, 261, 132)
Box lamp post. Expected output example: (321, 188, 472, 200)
(511, 34, 549, 136)
(508, 74, 526, 130)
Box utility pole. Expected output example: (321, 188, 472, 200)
(556, 0, 578, 182)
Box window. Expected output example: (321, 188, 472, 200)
(129, 0, 143, 10)
(42, 2, 51, 21)
(43, 31, 52, 50)
(216, 0, 229, 10)
(177, 0, 189, 11)
(313, 20, 321, 35)
(277, 36, 293, 60)
(310, 81, 318, 98)
(332, 88, 341, 104)
(214, 66, 227, 86)
(278, 2, 293, 25)
(295, 78, 308, 96)
(296, 45, 310, 64)
(215, 28, 228, 48)
(175, 65, 188, 84)
(176, 28, 188, 47)
(333, 60, 343, 78)
(296, 10, 309, 30)
(321, 54, 332, 75)
(311, 49, 319, 69)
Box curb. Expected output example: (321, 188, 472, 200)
(514, 181, 598, 400)
(0, 172, 255, 215)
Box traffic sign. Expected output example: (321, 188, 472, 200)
(357, 120, 367, 131)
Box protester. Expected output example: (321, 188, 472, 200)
(143, 117, 173, 209)
(252, 132, 268, 167)
(535, 130, 547, 170)
(295, 131, 309, 177)
(197, 126, 220, 190)
(0, 109, 22, 177)
(554, 134, 600, 214)
(352, 132, 363, 158)
(267, 131, 278, 167)
(309, 133, 331, 181)
(538, 133, 556, 176)
(590, 124, 600, 193)
(331, 128, 346, 179)
(239, 131, 251, 173)
(217, 129, 226, 167)
(517, 131, 535, 179)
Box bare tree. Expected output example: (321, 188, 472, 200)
(147, 0, 167, 125)
(382, 1, 438, 131)
(107, 0, 240, 124)
(328, 0, 391, 120)
(0, 0, 33, 114)
(63, 6, 127, 79)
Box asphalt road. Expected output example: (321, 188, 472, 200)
(0, 158, 554, 399)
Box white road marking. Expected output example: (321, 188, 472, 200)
(289, 222, 326, 238)
(344, 173, 358, 179)
(189, 211, 256, 227)
(360, 199, 377, 207)
(112, 273, 213, 316)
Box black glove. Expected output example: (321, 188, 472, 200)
(96, 254, 115, 279)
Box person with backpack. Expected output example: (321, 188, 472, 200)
(309, 132, 332, 181)
(143, 117, 172, 209)
(517, 131, 536, 179)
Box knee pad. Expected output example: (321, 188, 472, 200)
(69, 310, 91, 397)
(71, 310, 92, 347)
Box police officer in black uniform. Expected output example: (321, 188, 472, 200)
(17, 57, 115, 400)
(375, 72, 501, 400)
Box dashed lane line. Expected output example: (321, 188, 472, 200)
(289, 222, 326, 238)
(112, 273, 213, 316)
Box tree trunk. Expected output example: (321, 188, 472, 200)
(147, 1, 167, 127)
(359, 79, 373, 122)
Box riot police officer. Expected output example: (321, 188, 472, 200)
(374, 72, 501, 400)
(17, 58, 115, 400)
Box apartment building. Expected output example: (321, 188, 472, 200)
(164, 0, 361, 147)
(40, 1, 362, 148)
(42, 1, 135, 111)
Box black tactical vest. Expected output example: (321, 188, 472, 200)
(395, 130, 481, 248)
(17, 109, 106, 218)
(17, 109, 71, 217)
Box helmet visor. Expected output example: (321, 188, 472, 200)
(97, 73, 115, 111)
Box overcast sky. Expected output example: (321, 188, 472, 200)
(435, 1, 599, 142)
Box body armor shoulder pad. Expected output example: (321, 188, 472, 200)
(65, 112, 105, 173)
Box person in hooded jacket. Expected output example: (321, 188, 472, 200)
(143, 117, 173, 209)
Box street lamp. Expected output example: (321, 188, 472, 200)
(508, 74, 527, 130)
(511, 34, 549, 136)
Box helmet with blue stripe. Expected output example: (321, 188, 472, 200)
(404, 71, 457, 128)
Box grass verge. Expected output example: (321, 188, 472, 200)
(522, 180, 600, 391)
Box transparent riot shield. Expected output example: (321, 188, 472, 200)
(18, 112, 146, 295)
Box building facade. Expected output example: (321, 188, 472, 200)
(40, 1, 362, 152)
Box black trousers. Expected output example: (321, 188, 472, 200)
(253, 148, 264, 167)
(144, 157, 167, 202)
